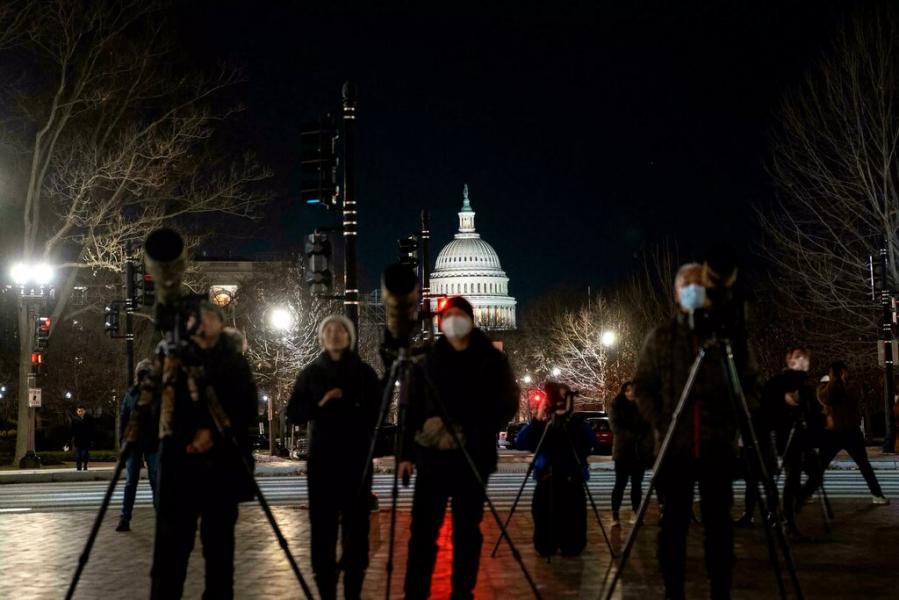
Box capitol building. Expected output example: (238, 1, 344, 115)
(430, 185, 517, 330)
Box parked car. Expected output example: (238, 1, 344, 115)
(572, 411, 613, 455)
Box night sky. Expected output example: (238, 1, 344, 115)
(181, 0, 861, 307)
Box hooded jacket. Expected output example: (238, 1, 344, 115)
(610, 393, 654, 466)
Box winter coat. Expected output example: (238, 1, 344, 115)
(287, 351, 382, 478)
(516, 417, 595, 481)
(817, 378, 860, 433)
(762, 369, 824, 452)
(119, 384, 160, 453)
(71, 416, 94, 449)
(402, 328, 519, 474)
(609, 394, 653, 467)
(634, 312, 760, 464)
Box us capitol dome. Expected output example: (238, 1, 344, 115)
(430, 185, 517, 330)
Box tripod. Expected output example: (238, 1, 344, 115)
(489, 413, 615, 560)
(604, 338, 805, 600)
(357, 346, 542, 599)
(777, 418, 834, 532)
(66, 350, 314, 600)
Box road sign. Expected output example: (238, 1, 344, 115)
(28, 388, 41, 408)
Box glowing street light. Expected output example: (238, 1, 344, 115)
(551, 367, 562, 377)
(10, 262, 55, 286)
(65, 391, 73, 400)
(268, 307, 295, 332)
(522, 374, 533, 385)
(600, 330, 618, 348)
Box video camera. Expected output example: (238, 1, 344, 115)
(543, 381, 578, 417)
(692, 247, 748, 342)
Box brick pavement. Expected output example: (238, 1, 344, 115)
(1, 494, 897, 599)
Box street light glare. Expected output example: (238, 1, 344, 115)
(10, 263, 29, 285)
(33, 263, 54, 286)
(523, 375, 533, 384)
(600, 330, 618, 348)
(551, 367, 562, 377)
(268, 307, 295, 331)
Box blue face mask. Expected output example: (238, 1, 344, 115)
(678, 284, 706, 313)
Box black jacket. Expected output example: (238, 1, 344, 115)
(71, 416, 94, 448)
(761, 369, 823, 453)
(610, 394, 653, 467)
(402, 329, 519, 474)
(119, 385, 160, 453)
(287, 351, 382, 476)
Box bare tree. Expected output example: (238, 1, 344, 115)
(0, 1, 271, 462)
(760, 6, 899, 350)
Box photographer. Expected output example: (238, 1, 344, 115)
(814, 361, 889, 506)
(757, 347, 823, 537)
(116, 358, 160, 533)
(515, 381, 595, 557)
(150, 301, 258, 600)
(634, 260, 760, 600)
(287, 315, 381, 600)
(609, 381, 653, 527)
(399, 296, 518, 600)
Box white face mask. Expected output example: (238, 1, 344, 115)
(677, 283, 706, 313)
(442, 315, 473, 340)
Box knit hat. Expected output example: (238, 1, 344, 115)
(440, 296, 474, 321)
(318, 314, 357, 351)
(135, 358, 154, 381)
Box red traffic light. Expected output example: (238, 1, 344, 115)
(436, 297, 449, 313)
(528, 389, 546, 407)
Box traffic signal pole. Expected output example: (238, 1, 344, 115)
(880, 245, 896, 453)
(420, 210, 431, 338)
(342, 82, 359, 332)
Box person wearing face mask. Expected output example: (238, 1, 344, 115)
(287, 315, 382, 600)
(399, 296, 519, 600)
(634, 261, 760, 600)
(150, 301, 259, 600)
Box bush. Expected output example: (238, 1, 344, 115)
(37, 450, 119, 464)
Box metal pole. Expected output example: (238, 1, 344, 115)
(341, 81, 359, 332)
(880, 245, 896, 452)
(420, 210, 431, 337)
(122, 243, 136, 453)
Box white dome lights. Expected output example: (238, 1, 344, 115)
(430, 184, 517, 330)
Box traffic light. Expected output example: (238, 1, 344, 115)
(528, 389, 546, 409)
(304, 232, 333, 294)
(34, 317, 51, 351)
(104, 304, 120, 334)
(141, 273, 155, 306)
(398, 236, 419, 271)
(300, 118, 339, 210)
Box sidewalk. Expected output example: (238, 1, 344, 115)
(2, 447, 898, 484)
(0, 495, 895, 598)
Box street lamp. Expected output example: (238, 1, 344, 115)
(65, 391, 72, 400)
(522, 374, 533, 385)
(600, 330, 618, 348)
(551, 367, 562, 378)
(268, 306, 295, 332)
(10, 262, 55, 287)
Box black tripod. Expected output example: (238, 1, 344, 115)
(66, 351, 314, 600)
(604, 339, 805, 600)
(777, 418, 834, 531)
(489, 413, 615, 560)
(357, 346, 542, 599)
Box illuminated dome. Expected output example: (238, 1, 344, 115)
(430, 185, 517, 330)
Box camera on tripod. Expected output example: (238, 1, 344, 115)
(692, 250, 747, 342)
(541, 381, 578, 417)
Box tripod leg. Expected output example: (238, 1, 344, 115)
(752, 478, 788, 600)
(65, 444, 130, 600)
(418, 368, 542, 600)
(490, 421, 549, 558)
(384, 396, 409, 600)
(721, 342, 804, 600)
(603, 348, 708, 600)
(561, 429, 616, 558)
(356, 357, 402, 503)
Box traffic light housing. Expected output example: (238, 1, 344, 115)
(141, 273, 155, 306)
(398, 236, 419, 271)
(34, 317, 51, 351)
(104, 304, 120, 334)
(528, 389, 546, 409)
(304, 232, 333, 294)
(300, 118, 339, 210)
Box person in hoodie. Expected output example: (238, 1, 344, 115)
(287, 314, 382, 600)
(399, 296, 518, 600)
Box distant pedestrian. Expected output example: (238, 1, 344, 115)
(116, 358, 160, 532)
(813, 361, 889, 506)
(71, 405, 94, 471)
(609, 381, 653, 526)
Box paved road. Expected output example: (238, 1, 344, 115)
(2, 470, 897, 512)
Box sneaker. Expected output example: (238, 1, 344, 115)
(628, 512, 639, 525)
(611, 511, 621, 527)
(872, 495, 890, 505)
(115, 518, 130, 532)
